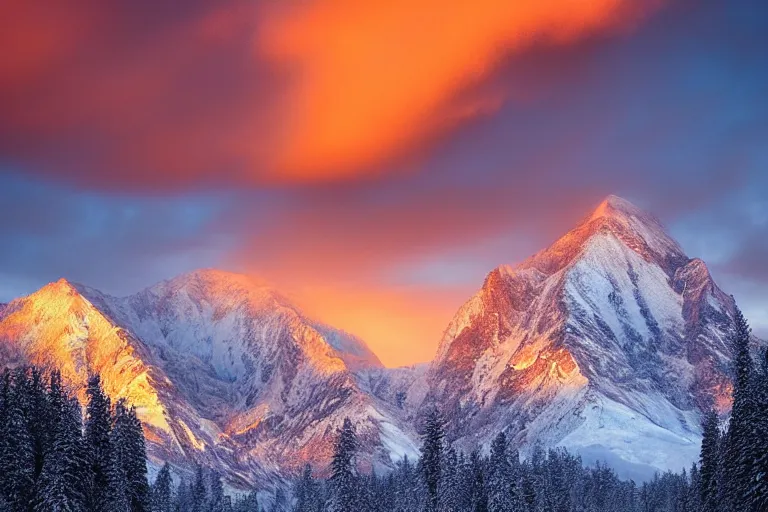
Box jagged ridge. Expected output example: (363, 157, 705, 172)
(425, 195, 741, 480)
(0, 270, 418, 489)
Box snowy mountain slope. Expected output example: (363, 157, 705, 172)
(424, 195, 743, 479)
(0, 270, 416, 487)
(0, 279, 262, 486)
(0, 195, 752, 484)
(354, 364, 430, 425)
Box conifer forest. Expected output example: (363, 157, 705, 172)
(0, 310, 766, 512)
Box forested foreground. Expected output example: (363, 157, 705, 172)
(1, 310, 767, 511)
(0, 369, 149, 511)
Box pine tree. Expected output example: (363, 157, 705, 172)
(151, 463, 174, 512)
(487, 432, 513, 512)
(294, 464, 318, 512)
(208, 471, 226, 512)
(0, 368, 36, 512)
(506, 449, 525, 512)
(85, 374, 113, 511)
(394, 455, 418, 512)
(34, 396, 88, 512)
(192, 465, 208, 512)
(468, 450, 487, 512)
(328, 418, 357, 512)
(723, 306, 754, 511)
(688, 463, 702, 512)
(438, 447, 461, 512)
(715, 427, 730, 512)
(124, 405, 150, 511)
(27, 367, 52, 482)
(752, 348, 768, 510)
(419, 408, 444, 512)
(700, 408, 721, 512)
(174, 479, 193, 512)
(521, 463, 536, 509)
(108, 400, 132, 512)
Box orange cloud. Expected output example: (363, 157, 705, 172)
(258, 0, 659, 180)
(0, 0, 661, 188)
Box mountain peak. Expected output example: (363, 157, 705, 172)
(26, 278, 84, 305)
(429, 194, 741, 480)
(168, 268, 269, 290)
(49, 277, 78, 291)
(589, 194, 645, 222)
(513, 194, 687, 278)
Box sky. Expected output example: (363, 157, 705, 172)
(1, 0, 766, 367)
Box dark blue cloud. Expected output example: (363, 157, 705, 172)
(0, 172, 239, 300)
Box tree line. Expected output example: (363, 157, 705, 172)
(0, 369, 149, 511)
(697, 307, 768, 511)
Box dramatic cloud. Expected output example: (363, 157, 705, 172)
(257, 0, 661, 180)
(2, 0, 767, 364)
(0, 0, 659, 188)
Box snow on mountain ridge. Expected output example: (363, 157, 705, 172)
(0, 195, 751, 485)
(425, 195, 741, 479)
(0, 269, 410, 489)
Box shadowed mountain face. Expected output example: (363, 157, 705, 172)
(0, 196, 752, 484)
(424, 196, 741, 479)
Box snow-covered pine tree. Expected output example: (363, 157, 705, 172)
(454, 451, 475, 512)
(688, 463, 702, 512)
(192, 464, 208, 512)
(751, 348, 768, 510)
(487, 432, 512, 512)
(469, 450, 488, 512)
(715, 426, 731, 512)
(0, 368, 36, 511)
(27, 367, 52, 481)
(85, 374, 113, 510)
(544, 448, 573, 512)
(46, 370, 65, 434)
(207, 471, 226, 512)
(124, 405, 150, 511)
(520, 462, 536, 509)
(328, 418, 358, 512)
(0, 372, 7, 504)
(107, 399, 132, 512)
(438, 447, 461, 512)
(393, 454, 417, 512)
(700, 408, 721, 512)
(419, 408, 444, 512)
(723, 306, 754, 511)
(294, 464, 319, 512)
(174, 479, 194, 512)
(505, 448, 525, 512)
(151, 463, 173, 512)
(34, 396, 88, 512)
(360, 471, 385, 512)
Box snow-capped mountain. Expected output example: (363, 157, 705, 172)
(423, 195, 741, 480)
(0, 270, 418, 488)
(0, 195, 752, 485)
